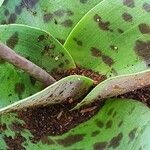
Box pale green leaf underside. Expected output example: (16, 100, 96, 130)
(0, 0, 103, 42)
(0, 0, 4, 6)
(1, 99, 150, 150)
(65, 0, 150, 77)
(0, 75, 94, 114)
(0, 24, 75, 109)
(75, 69, 150, 108)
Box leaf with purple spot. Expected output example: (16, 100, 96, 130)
(0, 0, 103, 43)
(0, 24, 75, 109)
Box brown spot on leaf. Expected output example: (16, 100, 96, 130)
(66, 10, 74, 16)
(123, 0, 135, 8)
(80, 0, 88, 4)
(117, 28, 124, 34)
(91, 130, 100, 137)
(73, 38, 83, 46)
(38, 35, 46, 42)
(122, 12, 133, 22)
(143, 3, 150, 12)
(102, 55, 114, 66)
(106, 120, 113, 128)
(6, 32, 19, 49)
(134, 40, 150, 64)
(95, 120, 104, 128)
(94, 14, 112, 32)
(4, 9, 9, 16)
(108, 132, 123, 148)
(118, 120, 123, 127)
(54, 9, 66, 17)
(138, 23, 150, 34)
(93, 142, 108, 150)
(57, 38, 65, 45)
(8, 13, 17, 23)
(56, 134, 85, 147)
(61, 19, 73, 27)
(41, 136, 55, 145)
(58, 63, 64, 68)
(91, 47, 102, 57)
(112, 111, 117, 117)
(107, 108, 114, 116)
(128, 128, 137, 142)
(15, 4, 24, 15)
(30, 76, 37, 86)
(43, 13, 53, 23)
(15, 83, 25, 98)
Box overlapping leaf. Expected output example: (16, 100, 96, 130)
(0, 75, 94, 114)
(0, 0, 103, 43)
(75, 69, 150, 108)
(65, 0, 150, 77)
(0, 24, 75, 109)
(1, 99, 150, 149)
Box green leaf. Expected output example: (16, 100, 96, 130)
(1, 99, 150, 149)
(0, 24, 75, 109)
(0, 0, 4, 6)
(74, 69, 150, 108)
(0, 75, 94, 114)
(65, 0, 150, 77)
(0, 0, 103, 42)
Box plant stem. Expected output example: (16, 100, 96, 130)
(0, 43, 56, 85)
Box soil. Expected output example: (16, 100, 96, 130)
(2, 67, 150, 149)
(17, 100, 104, 143)
(118, 85, 150, 107)
(52, 66, 107, 84)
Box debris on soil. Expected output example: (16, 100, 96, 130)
(118, 85, 150, 107)
(17, 100, 104, 144)
(52, 66, 106, 84)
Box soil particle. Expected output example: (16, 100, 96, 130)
(118, 85, 150, 107)
(17, 100, 103, 143)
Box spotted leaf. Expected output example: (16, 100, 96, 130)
(1, 99, 150, 149)
(65, 0, 150, 77)
(0, 75, 94, 114)
(0, 0, 103, 43)
(0, 24, 75, 109)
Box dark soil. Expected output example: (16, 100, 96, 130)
(17, 100, 104, 143)
(52, 66, 106, 84)
(118, 85, 150, 107)
(2, 67, 150, 149)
